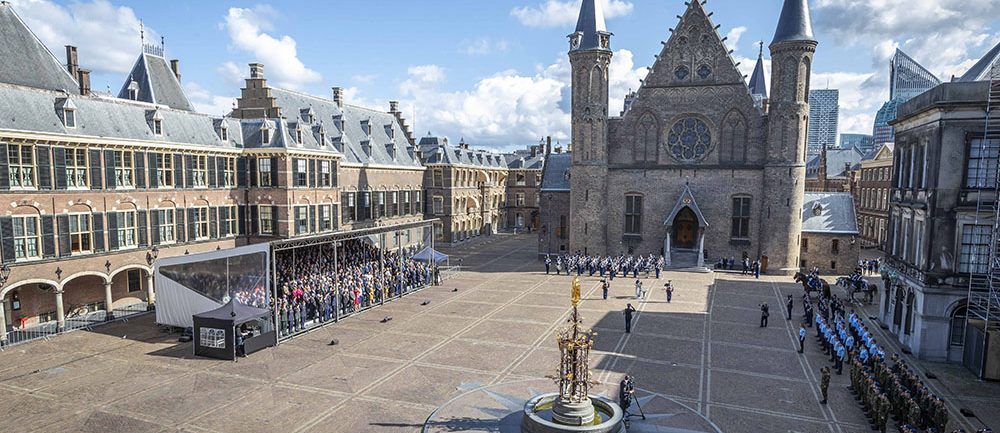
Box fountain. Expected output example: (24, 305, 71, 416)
(521, 277, 625, 433)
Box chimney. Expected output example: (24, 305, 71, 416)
(332, 87, 344, 108)
(545, 136, 552, 155)
(530, 146, 538, 158)
(389, 100, 399, 113)
(65, 45, 78, 80)
(77, 69, 91, 96)
(249, 63, 264, 79)
(170, 59, 181, 81)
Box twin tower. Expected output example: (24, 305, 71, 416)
(565, 0, 817, 274)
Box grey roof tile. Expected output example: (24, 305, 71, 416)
(540, 153, 572, 191)
(0, 2, 80, 92)
(802, 192, 858, 234)
(117, 53, 194, 111)
(772, 0, 816, 44)
(958, 40, 1000, 82)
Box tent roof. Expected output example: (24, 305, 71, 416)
(412, 246, 449, 263)
(194, 299, 270, 322)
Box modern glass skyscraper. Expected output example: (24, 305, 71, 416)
(807, 89, 839, 156)
(873, 49, 941, 145)
(840, 133, 875, 154)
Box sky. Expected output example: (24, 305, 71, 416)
(10, 0, 1000, 151)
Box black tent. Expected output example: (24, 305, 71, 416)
(192, 299, 276, 360)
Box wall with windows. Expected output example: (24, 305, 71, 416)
(538, 190, 570, 255)
(420, 163, 507, 243)
(503, 168, 541, 230)
(799, 233, 859, 274)
(337, 164, 424, 233)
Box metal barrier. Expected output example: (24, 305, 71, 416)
(276, 282, 432, 341)
(1, 302, 150, 349)
(440, 265, 461, 282)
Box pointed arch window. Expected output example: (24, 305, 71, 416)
(636, 114, 657, 163)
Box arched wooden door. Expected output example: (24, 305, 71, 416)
(672, 207, 698, 249)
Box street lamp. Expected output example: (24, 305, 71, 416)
(0, 263, 10, 286)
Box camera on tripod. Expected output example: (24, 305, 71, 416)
(619, 375, 645, 421)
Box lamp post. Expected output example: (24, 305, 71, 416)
(0, 264, 10, 346)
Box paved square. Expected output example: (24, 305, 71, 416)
(0, 235, 885, 432)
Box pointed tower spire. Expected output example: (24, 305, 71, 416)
(568, 0, 611, 52)
(771, 0, 815, 44)
(748, 41, 768, 98)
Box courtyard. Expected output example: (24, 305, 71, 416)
(0, 234, 987, 432)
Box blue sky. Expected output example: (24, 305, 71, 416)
(12, 0, 1000, 151)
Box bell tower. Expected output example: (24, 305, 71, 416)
(568, 0, 612, 255)
(761, 0, 817, 274)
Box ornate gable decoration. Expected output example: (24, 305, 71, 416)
(642, 1, 745, 89)
(664, 184, 709, 228)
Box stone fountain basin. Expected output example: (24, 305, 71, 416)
(521, 393, 624, 433)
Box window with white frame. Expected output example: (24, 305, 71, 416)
(114, 150, 134, 188)
(12, 215, 40, 260)
(319, 205, 332, 231)
(260, 205, 274, 234)
(433, 196, 444, 215)
(516, 193, 525, 207)
(157, 153, 174, 187)
(389, 191, 398, 217)
(223, 206, 237, 236)
(157, 209, 175, 243)
(193, 207, 209, 239)
(66, 148, 88, 188)
(63, 108, 76, 128)
(152, 118, 163, 135)
(261, 126, 271, 145)
(403, 191, 411, 214)
(8, 144, 36, 188)
(68, 213, 91, 253)
(220, 157, 236, 187)
(433, 168, 443, 187)
(259, 158, 272, 186)
(966, 138, 999, 189)
(294, 159, 308, 187)
(343, 193, 356, 222)
(959, 224, 991, 274)
(219, 124, 228, 141)
(319, 160, 332, 187)
(294, 206, 309, 234)
(193, 155, 208, 187)
(116, 210, 137, 248)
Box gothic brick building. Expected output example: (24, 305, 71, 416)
(558, 0, 817, 273)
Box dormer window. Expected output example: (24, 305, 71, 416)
(261, 123, 271, 145)
(64, 108, 76, 128)
(295, 127, 303, 145)
(319, 128, 327, 146)
(220, 124, 229, 141)
(385, 124, 394, 140)
(127, 81, 139, 100)
(361, 119, 371, 136)
(147, 109, 164, 136)
(153, 118, 163, 135)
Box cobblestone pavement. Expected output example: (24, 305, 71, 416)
(0, 234, 968, 433)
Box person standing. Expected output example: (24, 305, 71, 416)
(624, 304, 636, 333)
(601, 278, 609, 300)
(760, 303, 769, 327)
(634, 279, 643, 299)
(798, 326, 806, 353)
(664, 280, 673, 303)
(820, 366, 831, 404)
(786, 295, 794, 320)
(754, 260, 761, 279)
(545, 255, 551, 274)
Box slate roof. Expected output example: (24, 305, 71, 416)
(506, 153, 544, 170)
(0, 83, 242, 148)
(416, 134, 505, 168)
(570, 0, 609, 52)
(118, 52, 195, 111)
(772, 0, 816, 44)
(748, 50, 768, 98)
(958, 40, 1000, 82)
(0, 2, 80, 92)
(263, 88, 419, 166)
(801, 192, 859, 234)
(806, 147, 863, 179)
(540, 152, 572, 192)
(664, 184, 709, 228)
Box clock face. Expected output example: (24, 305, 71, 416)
(667, 118, 712, 163)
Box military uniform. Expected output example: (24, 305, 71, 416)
(876, 393, 890, 433)
(820, 367, 831, 404)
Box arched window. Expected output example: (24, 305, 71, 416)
(950, 305, 967, 346)
(731, 195, 752, 239)
(635, 114, 657, 163)
(624, 194, 643, 235)
(798, 58, 811, 103)
(721, 110, 748, 164)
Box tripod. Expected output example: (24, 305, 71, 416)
(621, 390, 646, 428)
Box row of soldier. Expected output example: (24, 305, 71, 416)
(544, 252, 665, 280)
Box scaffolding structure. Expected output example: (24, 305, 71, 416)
(964, 65, 1000, 380)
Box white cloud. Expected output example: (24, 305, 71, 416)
(397, 49, 644, 150)
(222, 5, 321, 90)
(217, 61, 245, 86)
(184, 82, 236, 117)
(511, 0, 633, 28)
(351, 74, 377, 84)
(808, 0, 1000, 134)
(10, 0, 149, 74)
(460, 37, 511, 55)
(724, 26, 747, 52)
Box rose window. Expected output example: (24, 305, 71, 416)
(667, 118, 712, 163)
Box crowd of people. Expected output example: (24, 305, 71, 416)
(273, 239, 434, 337)
(544, 252, 665, 280)
(858, 258, 882, 276)
(714, 256, 763, 278)
(808, 291, 949, 433)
